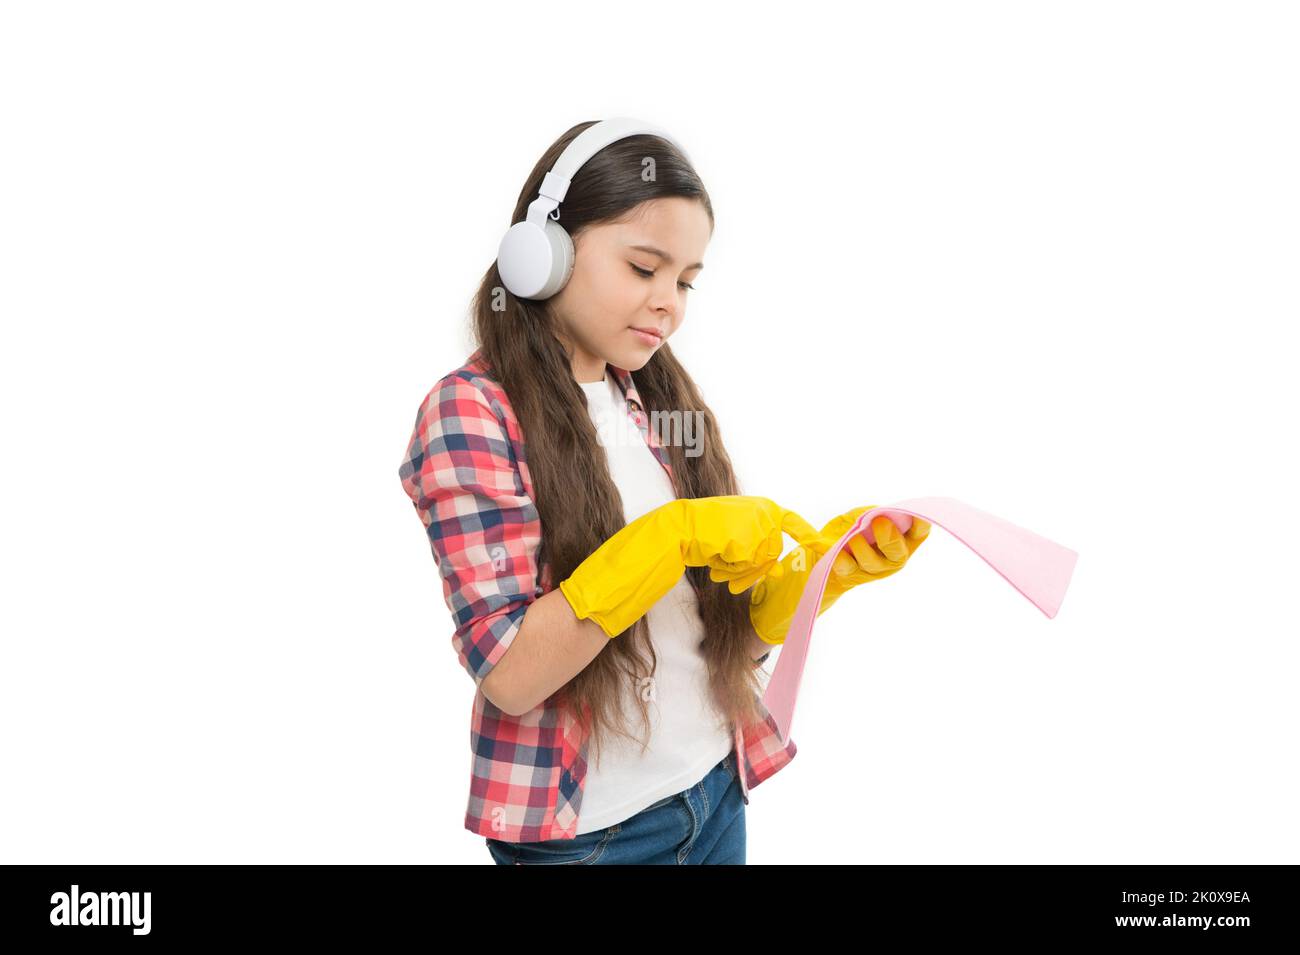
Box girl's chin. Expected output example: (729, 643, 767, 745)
(609, 347, 653, 371)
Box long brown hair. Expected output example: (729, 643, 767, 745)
(469, 120, 764, 766)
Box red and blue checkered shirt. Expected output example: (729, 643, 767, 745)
(398, 348, 797, 842)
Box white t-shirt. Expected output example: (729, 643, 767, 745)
(572, 368, 734, 834)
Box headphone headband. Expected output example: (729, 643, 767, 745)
(523, 117, 691, 229)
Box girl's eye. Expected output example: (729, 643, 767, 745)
(630, 263, 695, 291)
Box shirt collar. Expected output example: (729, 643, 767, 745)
(608, 365, 645, 413)
(469, 347, 646, 415)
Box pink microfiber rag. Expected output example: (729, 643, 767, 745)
(762, 496, 1079, 744)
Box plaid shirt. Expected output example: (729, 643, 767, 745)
(398, 348, 797, 842)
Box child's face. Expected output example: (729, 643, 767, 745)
(551, 196, 711, 382)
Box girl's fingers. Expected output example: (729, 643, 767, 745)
(831, 549, 859, 577)
(708, 559, 776, 589)
(826, 511, 930, 579)
(721, 557, 778, 594)
(836, 527, 897, 575)
(707, 537, 786, 593)
(780, 509, 827, 551)
(709, 564, 762, 594)
(730, 564, 771, 594)
(833, 536, 867, 576)
(707, 563, 737, 584)
(846, 531, 894, 573)
(709, 507, 923, 594)
(707, 555, 747, 576)
(871, 516, 909, 563)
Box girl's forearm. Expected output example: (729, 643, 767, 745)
(481, 588, 609, 716)
(484, 591, 776, 716)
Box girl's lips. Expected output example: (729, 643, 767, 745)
(630, 327, 662, 346)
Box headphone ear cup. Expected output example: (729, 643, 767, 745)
(537, 218, 575, 299)
(496, 218, 575, 300)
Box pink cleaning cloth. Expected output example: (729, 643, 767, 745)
(763, 496, 1078, 744)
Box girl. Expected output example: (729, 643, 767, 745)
(398, 119, 929, 864)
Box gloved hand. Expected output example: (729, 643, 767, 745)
(746, 506, 932, 645)
(558, 495, 825, 639)
(819, 506, 931, 592)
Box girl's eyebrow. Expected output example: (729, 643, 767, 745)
(628, 243, 705, 272)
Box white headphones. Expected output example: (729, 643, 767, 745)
(495, 117, 692, 301)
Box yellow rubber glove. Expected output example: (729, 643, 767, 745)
(746, 506, 932, 645)
(558, 495, 825, 639)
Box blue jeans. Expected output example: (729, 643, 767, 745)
(485, 751, 746, 865)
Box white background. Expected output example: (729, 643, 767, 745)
(3, 1, 1297, 864)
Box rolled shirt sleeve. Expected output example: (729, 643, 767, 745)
(399, 374, 543, 687)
